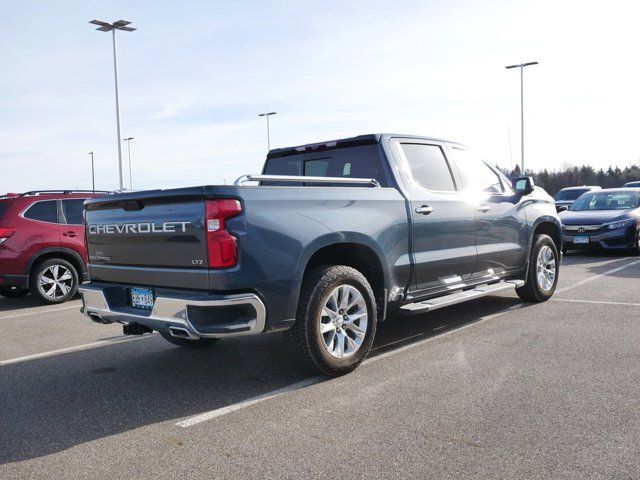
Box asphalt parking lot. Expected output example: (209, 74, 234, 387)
(1, 253, 639, 479)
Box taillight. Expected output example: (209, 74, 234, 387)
(205, 199, 241, 268)
(0, 227, 15, 245)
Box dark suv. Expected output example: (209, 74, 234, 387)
(0, 190, 108, 303)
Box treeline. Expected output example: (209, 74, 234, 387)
(500, 164, 640, 196)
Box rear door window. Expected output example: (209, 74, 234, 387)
(61, 199, 87, 225)
(400, 143, 457, 191)
(23, 200, 58, 223)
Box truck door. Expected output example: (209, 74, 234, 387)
(391, 140, 477, 295)
(446, 147, 528, 278)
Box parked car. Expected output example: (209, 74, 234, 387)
(623, 181, 640, 188)
(554, 186, 601, 211)
(79, 134, 562, 376)
(559, 188, 640, 254)
(0, 190, 108, 303)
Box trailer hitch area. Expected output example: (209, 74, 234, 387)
(123, 323, 154, 336)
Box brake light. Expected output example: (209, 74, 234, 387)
(0, 227, 15, 245)
(205, 199, 241, 268)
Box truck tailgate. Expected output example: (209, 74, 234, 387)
(85, 189, 208, 289)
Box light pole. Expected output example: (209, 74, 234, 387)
(90, 19, 136, 190)
(258, 112, 277, 151)
(124, 137, 134, 190)
(89, 151, 95, 193)
(505, 61, 538, 174)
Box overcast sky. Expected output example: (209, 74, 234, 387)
(1, 0, 639, 193)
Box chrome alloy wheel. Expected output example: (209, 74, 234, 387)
(536, 245, 556, 292)
(319, 285, 368, 359)
(40, 264, 73, 299)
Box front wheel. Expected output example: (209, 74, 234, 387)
(0, 286, 29, 298)
(286, 265, 377, 377)
(517, 234, 559, 302)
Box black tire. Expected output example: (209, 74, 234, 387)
(517, 234, 559, 302)
(286, 265, 377, 377)
(29, 258, 79, 304)
(0, 286, 29, 298)
(159, 331, 221, 348)
(630, 230, 640, 256)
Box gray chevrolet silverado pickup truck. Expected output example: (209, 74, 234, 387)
(80, 134, 562, 376)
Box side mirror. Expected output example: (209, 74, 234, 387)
(556, 205, 568, 213)
(512, 176, 535, 196)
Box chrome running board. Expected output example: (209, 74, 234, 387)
(399, 280, 525, 314)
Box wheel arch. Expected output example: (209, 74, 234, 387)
(293, 234, 390, 322)
(26, 248, 87, 280)
(531, 217, 562, 253)
(524, 217, 562, 279)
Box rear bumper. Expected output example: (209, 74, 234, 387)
(79, 283, 267, 339)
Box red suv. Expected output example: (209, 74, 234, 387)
(0, 190, 108, 304)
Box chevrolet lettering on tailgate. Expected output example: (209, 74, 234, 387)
(87, 221, 189, 235)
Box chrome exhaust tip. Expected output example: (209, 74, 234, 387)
(168, 327, 197, 339)
(88, 312, 112, 325)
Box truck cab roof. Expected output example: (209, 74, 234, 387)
(267, 134, 466, 159)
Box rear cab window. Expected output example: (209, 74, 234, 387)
(262, 143, 388, 187)
(23, 200, 58, 223)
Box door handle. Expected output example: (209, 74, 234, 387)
(63, 231, 78, 237)
(415, 205, 434, 215)
(477, 205, 491, 213)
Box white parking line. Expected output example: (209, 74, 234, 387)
(176, 376, 325, 427)
(0, 335, 153, 366)
(0, 303, 81, 321)
(556, 259, 640, 294)
(552, 298, 640, 307)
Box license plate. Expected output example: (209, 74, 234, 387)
(573, 235, 590, 244)
(131, 288, 154, 309)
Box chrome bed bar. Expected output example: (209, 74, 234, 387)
(234, 174, 380, 187)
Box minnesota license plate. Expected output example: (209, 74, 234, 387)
(131, 288, 154, 309)
(573, 235, 589, 244)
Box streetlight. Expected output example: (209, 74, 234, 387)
(505, 61, 538, 174)
(89, 151, 95, 193)
(123, 137, 134, 190)
(90, 19, 137, 190)
(258, 112, 277, 151)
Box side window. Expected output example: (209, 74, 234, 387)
(400, 143, 456, 191)
(61, 199, 86, 225)
(450, 148, 506, 194)
(24, 200, 58, 223)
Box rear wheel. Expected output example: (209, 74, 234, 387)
(29, 258, 79, 304)
(0, 286, 29, 298)
(517, 234, 559, 302)
(286, 265, 377, 377)
(159, 331, 221, 348)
